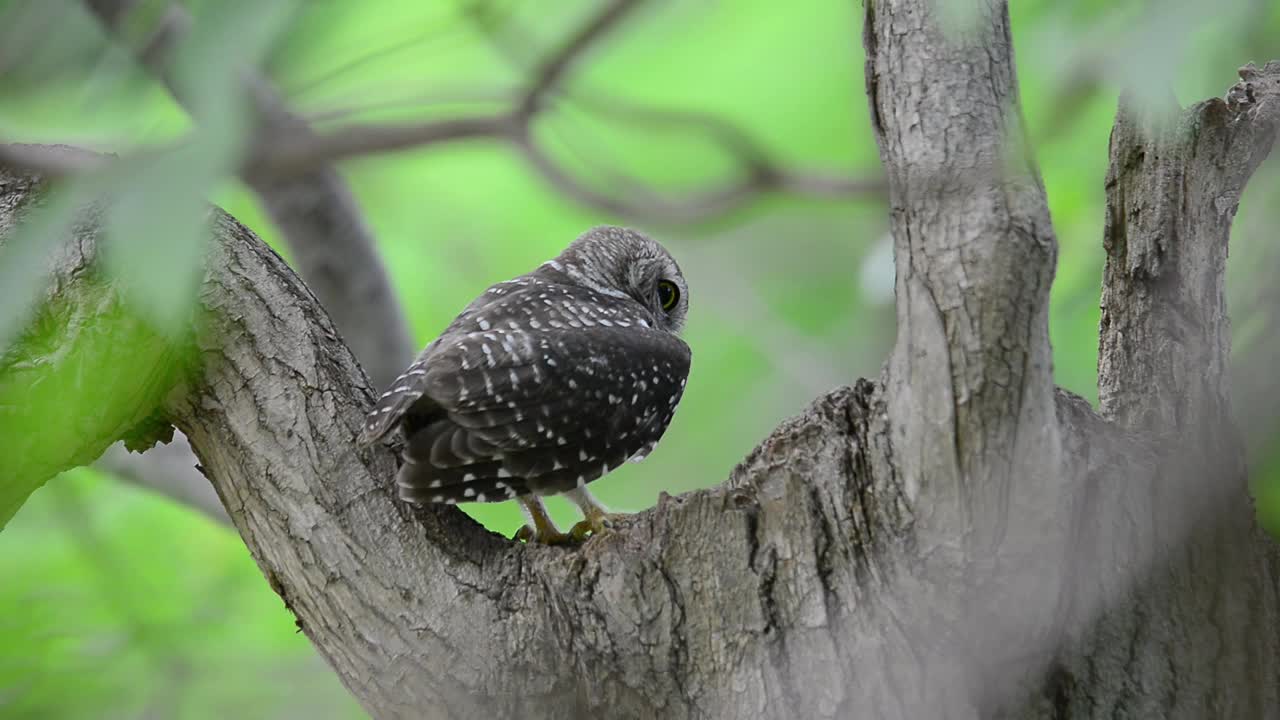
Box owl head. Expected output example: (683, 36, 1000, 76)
(548, 226, 689, 334)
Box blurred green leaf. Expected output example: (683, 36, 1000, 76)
(0, 272, 192, 528)
(98, 0, 298, 335)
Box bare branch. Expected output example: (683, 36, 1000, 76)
(80, 0, 189, 91)
(249, 114, 519, 178)
(38, 0, 883, 232)
(465, 7, 889, 221)
(515, 0, 647, 118)
(96, 431, 230, 525)
(517, 135, 882, 224)
(253, 0, 881, 222)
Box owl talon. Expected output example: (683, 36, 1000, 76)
(514, 524, 575, 545)
(514, 496, 576, 545)
(570, 512, 629, 540)
(569, 520, 593, 542)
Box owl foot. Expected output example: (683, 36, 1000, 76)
(513, 523, 574, 545)
(514, 495, 575, 545)
(569, 511, 629, 541)
(564, 486, 628, 540)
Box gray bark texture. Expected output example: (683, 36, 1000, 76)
(3, 0, 1280, 717)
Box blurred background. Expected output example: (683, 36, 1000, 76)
(1, 0, 1278, 717)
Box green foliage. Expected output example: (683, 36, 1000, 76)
(0, 273, 192, 528)
(0, 471, 361, 720)
(100, 0, 298, 335)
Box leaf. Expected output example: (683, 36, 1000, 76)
(97, 0, 300, 335)
(0, 279, 193, 529)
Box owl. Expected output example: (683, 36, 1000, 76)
(359, 226, 691, 544)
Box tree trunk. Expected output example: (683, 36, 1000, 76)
(2, 0, 1279, 717)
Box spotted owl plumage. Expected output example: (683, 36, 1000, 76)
(359, 226, 691, 517)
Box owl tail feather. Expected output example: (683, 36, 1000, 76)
(395, 456, 531, 505)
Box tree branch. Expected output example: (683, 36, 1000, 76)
(863, 0, 1069, 706)
(0, 142, 104, 177)
(514, 0, 646, 118)
(515, 136, 882, 224)
(460, 4, 888, 222)
(95, 429, 230, 525)
(8, 0, 886, 233)
(219, 0, 884, 224)
(1048, 61, 1280, 718)
(1099, 62, 1280, 430)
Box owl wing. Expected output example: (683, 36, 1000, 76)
(358, 278, 533, 446)
(357, 342, 439, 447)
(396, 325, 691, 503)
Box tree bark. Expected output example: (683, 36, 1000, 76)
(2, 2, 1279, 718)
(863, 1, 1070, 712)
(1049, 66, 1280, 719)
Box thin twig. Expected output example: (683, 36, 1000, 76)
(52, 0, 885, 227)
(249, 113, 519, 178)
(259, 0, 883, 221)
(517, 136, 883, 224)
(516, 0, 647, 118)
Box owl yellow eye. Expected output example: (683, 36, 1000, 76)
(657, 280, 679, 312)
